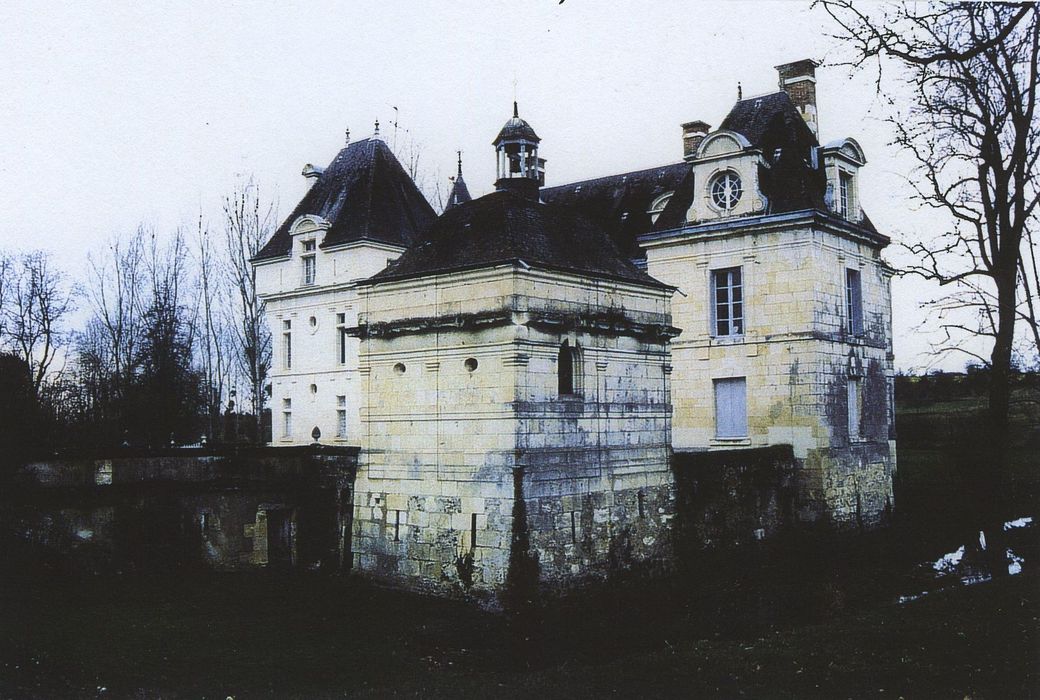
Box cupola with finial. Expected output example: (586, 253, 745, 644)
(493, 102, 544, 199)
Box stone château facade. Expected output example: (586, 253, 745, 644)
(253, 60, 896, 599)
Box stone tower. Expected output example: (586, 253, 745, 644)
(348, 108, 679, 601)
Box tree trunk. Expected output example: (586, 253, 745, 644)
(982, 265, 1018, 577)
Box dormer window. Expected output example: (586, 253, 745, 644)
(302, 240, 316, 286)
(838, 171, 854, 220)
(710, 171, 742, 211)
(648, 192, 674, 224)
(822, 138, 866, 222)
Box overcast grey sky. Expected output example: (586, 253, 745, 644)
(0, 1, 966, 371)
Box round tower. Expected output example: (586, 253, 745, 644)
(493, 102, 544, 198)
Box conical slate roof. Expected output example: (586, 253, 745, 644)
(254, 137, 436, 261)
(364, 190, 669, 289)
(444, 174, 472, 211)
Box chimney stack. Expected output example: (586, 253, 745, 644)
(775, 59, 819, 137)
(681, 120, 711, 161)
(302, 164, 324, 184)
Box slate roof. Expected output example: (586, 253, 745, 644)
(494, 103, 540, 145)
(540, 162, 689, 259)
(651, 91, 877, 233)
(444, 174, 472, 211)
(364, 190, 669, 289)
(719, 91, 814, 147)
(254, 138, 435, 261)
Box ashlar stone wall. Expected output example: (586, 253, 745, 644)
(642, 215, 895, 526)
(350, 265, 677, 600)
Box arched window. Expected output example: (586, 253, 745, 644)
(558, 341, 577, 396)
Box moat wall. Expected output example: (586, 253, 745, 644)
(3, 444, 885, 600)
(1, 447, 358, 574)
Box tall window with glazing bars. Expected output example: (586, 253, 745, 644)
(302, 240, 316, 286)
(711, 266, 743, 337)
(845, 268, 863, 336)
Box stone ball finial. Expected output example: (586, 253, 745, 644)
(311, 426, 321, 444)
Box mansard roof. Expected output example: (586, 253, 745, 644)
(254, 138, 436, 261)
(661, 90, 874, 233)
(364, 190, 669, 289)
(540, 161, 689, 259)
(719, 91, 815, 148)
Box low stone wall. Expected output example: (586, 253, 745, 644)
(2, 447, 358, 574)
(14, 446, 357, 489)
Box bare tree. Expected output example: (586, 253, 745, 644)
(128, 227, 206, 446)
(193, 212, 231, 441)
(2, 251, 75, 394)
(0, 251, 11, 340)
(223, 178, 274, 440)
(818, 1, 1039, 555)
(1019, 224, 1040, 364)
(86, 228, 148, 398)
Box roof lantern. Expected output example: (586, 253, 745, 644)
(493, 101, 544, 198)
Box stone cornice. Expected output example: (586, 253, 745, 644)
(640, 209, 890, 249)
(348, 308, 680, 343)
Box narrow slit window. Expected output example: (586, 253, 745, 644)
(282, 319, 292, 369)
(845, 268, 863, 336)
(336, 313, 347, 364)
(558, 341, 576, 396)
(848, 378, 862, 439)
(336, 395, 347, 438)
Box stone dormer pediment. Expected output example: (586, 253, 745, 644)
(695, 130, 752, 160)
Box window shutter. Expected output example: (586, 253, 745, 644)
(714, 377, 748, 438)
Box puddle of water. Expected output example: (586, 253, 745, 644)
(901, 515, 1034, 605)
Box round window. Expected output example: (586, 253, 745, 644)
(393, 362, 406, 375)
(464, 358, 478, 372)
(710, 171, 743, 210)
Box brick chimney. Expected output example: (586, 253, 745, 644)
(775, 59, 819, 137)
(682, 120, 711, 161)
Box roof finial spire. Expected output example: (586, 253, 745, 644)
(738, 82, 743, 100)
(345, 127, 350, 145)
(513, 100, 519, 118)
(457, 150, 463, 177)
(374, 119, 380, 137)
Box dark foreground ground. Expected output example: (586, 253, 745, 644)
(1, 445, 1038, 698)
